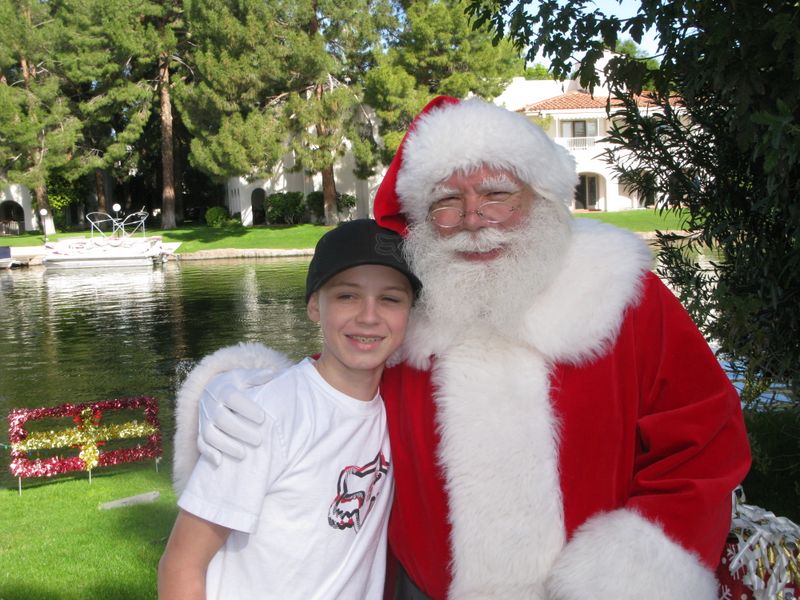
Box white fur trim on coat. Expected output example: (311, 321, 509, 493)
(171, 342, 293, 495)
(522, 218, 653, 364)
(396, 98, 578, 226)
(435, 336, 565, 599)
(545, 509, 719, 600)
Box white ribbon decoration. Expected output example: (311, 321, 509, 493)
(727, 487, 800, 599)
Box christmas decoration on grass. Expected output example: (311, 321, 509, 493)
(8, 397, 161, 479)
(716, 487, 800, 600)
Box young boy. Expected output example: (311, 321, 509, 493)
(158, 219, 421, 600)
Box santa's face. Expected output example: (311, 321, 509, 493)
(427, 167, 536, 262)
(404, 165, 572, 339)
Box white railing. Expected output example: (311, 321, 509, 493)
(555, 136, 602, 151)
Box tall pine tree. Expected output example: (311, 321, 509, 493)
(53, 0, 154, 213)
(0, 0, 81, 233)
(282, 0, 395, 224)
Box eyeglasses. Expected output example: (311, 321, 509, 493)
(428, 201, 518, 228)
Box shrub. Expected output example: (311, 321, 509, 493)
(205, 206, 229, 228)
(266, 192, 305, 224)
(306, 191, 358, 222)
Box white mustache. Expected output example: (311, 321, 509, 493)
(438, 228, 511, 254)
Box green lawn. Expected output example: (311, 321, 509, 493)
(0, 462, 178, 599)
(0, 209, 687, 253)
(573, 208, 688, 232)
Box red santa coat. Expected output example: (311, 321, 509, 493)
(381, 220, 751, 599)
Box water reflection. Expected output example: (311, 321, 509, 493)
(0, 259, 321, 489)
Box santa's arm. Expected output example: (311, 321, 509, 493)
(547, 274, 751, 600)
(172, 342, 293, 495)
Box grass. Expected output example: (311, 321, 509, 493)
(573, 208, 688, 232)
(0, 462, 178, 600)
(0, 209, 687, 253)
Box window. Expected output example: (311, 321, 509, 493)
(560, 120, 598, 138)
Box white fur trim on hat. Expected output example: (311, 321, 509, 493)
(395, 97, 578, 225)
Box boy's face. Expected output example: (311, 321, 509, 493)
(307, 264, 413, 389)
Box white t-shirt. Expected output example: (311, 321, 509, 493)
(179, 358, 393, 600)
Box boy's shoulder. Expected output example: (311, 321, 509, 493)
(248, 359, 319, 410)
(202, 360, 307, 412)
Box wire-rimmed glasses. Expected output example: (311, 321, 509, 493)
(428, 201, 518, 228)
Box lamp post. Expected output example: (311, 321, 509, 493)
(112, 203, 121, 218)
(39, 208, 48, 244)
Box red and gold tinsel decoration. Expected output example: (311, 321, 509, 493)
(8, 397, 161, 478)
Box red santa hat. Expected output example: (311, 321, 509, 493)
(374, 95, 578, 235)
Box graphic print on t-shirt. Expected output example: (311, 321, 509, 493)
(328, 452, 390, 532)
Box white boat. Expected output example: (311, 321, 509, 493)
(42, 236, 180, 269)
(42, 209, 180, 270)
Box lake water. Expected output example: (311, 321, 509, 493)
(0, 259, 322, 490)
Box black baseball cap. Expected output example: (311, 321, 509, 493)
(305, 219, 422, 303)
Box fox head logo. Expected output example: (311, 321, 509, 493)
(328, 452, 390, 532)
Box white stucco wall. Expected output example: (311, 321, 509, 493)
(226, 144, 387, 225)
(0, 184, 45, 232)
(493, 77, 578, 111)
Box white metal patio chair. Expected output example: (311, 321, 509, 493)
(86, 212, 117, 238)
(112, 209, 149, 237)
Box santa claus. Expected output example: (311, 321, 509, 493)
(172, 96, 751, 599)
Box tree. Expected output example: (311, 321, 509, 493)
(282, 0, 396, 224)
(0, 0, 82, 232)
(365, 0, 524, 160)
(103, 0, 192, 229)
(467, 0, 800, 514)
(175, 0, 297, 182)
(178, 0, 392, 225)
(523, 63, 551, 80)
(53, 0, 154, 213)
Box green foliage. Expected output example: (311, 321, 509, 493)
(44, 174, 86, 211)
(52, 0, 155, 182)
(305, 190, 357, 221)
(204, 205, 229, 227)
(0, 1, 82, 193)
(365, 0, 524, 160)
(523, 63, 551, 80)
(741, 407, 800, 522)
(276, 0, 397, 223)
(175, 0, 289, 180)
(266, 192, 305, 225)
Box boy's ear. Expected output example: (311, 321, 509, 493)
(307, 292, 320, 323)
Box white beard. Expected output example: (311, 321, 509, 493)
(404, 199, 573, 344)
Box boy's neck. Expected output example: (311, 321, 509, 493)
(312, 356, 382, 402)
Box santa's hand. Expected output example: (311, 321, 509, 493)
(197, 369, 270, 466)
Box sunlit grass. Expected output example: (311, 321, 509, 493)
(0, 462, 177, 599)
(573, 208, 688, 232)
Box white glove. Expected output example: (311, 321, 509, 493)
(197, 368, 272, 466)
